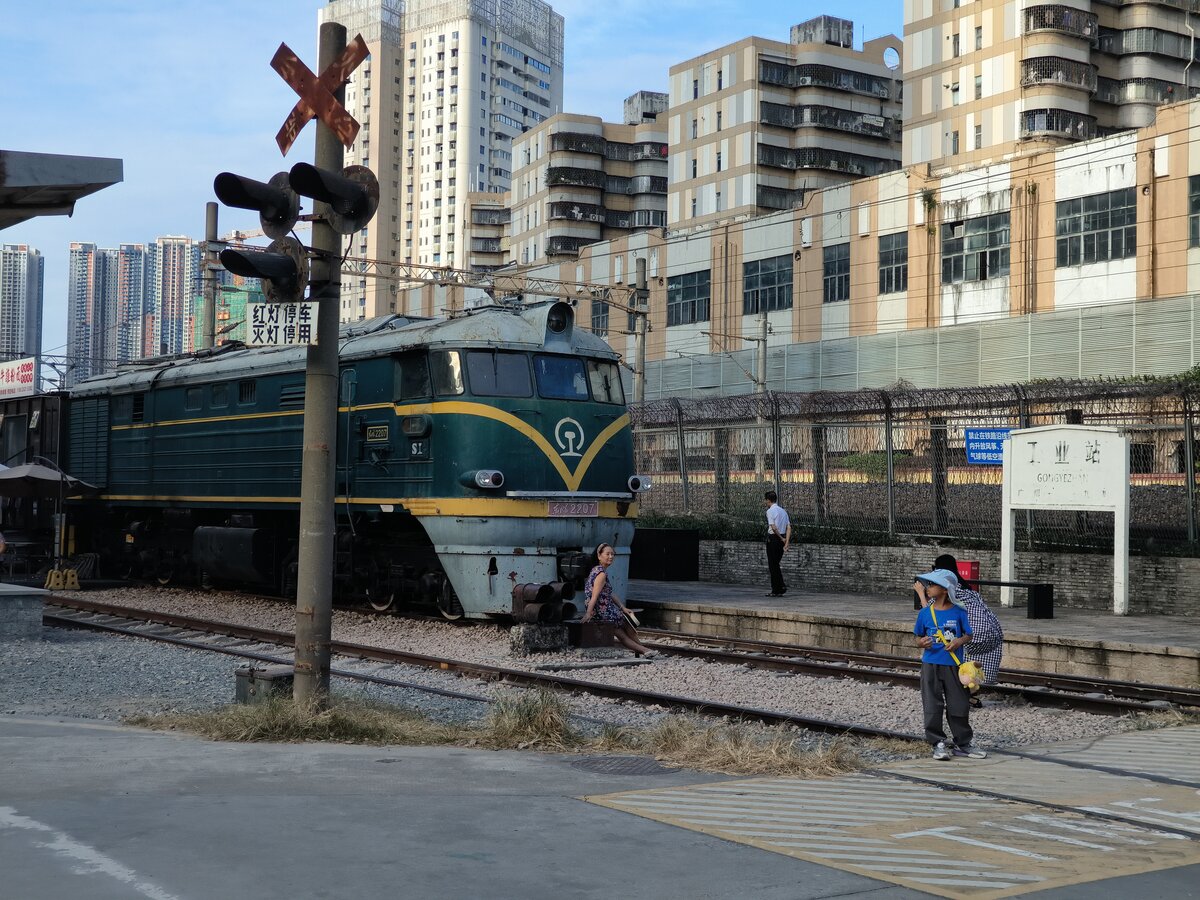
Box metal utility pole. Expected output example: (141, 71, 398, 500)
(201, 202, 220, 350)
(634, 257, 648, 403)
(756, 310, 768, 394)
(293, 21, 346, 706)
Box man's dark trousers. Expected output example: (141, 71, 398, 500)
(766, 534, 786, 594)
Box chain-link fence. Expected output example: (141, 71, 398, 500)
(630, 380, 1200, 553)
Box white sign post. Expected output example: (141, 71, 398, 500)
(1001, 425, 1130, 614)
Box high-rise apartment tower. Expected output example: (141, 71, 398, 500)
(321, 0, 564, 319)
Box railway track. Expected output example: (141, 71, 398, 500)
(41, 596, 919, 742)
(638, 628, 1200, 712)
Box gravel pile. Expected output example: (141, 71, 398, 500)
(23, 585, 1149, 750)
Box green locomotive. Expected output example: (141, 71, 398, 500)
(65, 300, 648, 620)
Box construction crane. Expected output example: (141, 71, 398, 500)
(220, 221, 313, 243)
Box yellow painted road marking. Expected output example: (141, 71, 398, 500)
(585, 770, 1200, 899)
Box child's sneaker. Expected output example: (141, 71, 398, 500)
(932, 742, 951, 760)
(952, 744, 987, 759)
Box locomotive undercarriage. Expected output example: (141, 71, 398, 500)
(78, 503, 629, 622)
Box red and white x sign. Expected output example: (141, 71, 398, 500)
(271, 35, 369, 155)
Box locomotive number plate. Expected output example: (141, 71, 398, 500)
(366, 425, 389, 442)
(549, 501, 598, 518)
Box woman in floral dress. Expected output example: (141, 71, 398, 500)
(581, 543, 653, 657)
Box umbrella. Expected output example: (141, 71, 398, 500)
(0, 463, 98, 498)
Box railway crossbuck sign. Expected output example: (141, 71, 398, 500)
(271, 36, 369, 155)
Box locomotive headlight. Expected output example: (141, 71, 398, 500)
(546, 302, 571, 334)
(461, 470, 505, 489)
(628, 474, 653, 493)
(401, 415, 431, 437)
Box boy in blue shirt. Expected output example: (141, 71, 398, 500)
(913, 568, 987, 760)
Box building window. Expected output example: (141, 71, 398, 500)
(667, 270, 711, 325)
(716, 151, 722, 172)
(822, 243, 850, 303)
(1055, 188, 1137, 266)
(942, 213, 1011, 283)
(743, 254, 793, 314)
(952, 33, 960, 57)
(691, 118, 698, 139)
(591, 299, 609, 337)
(715, 190, 722, 212)
(974, 74, 982, 100)
(717, 69, 723, 90)
(974, 124, 982, 149)
(975, 26, 983, 51)
(692, 79, 699, 99)
(878, 232, 908, 295)
(951, 82, 960, 105)
(691, 158, 698, 178)
(951, 130, 960, 154)
(717, 111, 722, 131)
(1190, 176, 1200, 247)
(691, 198, 697, 218)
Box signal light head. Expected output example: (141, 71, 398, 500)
(213, 172, 299, 240)
(289, 163, 379, 235)
(218, 236, 308, 304)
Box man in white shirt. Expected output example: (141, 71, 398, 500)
(763, 490, 791, 596)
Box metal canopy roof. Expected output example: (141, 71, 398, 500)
(0, 149, 123, 230)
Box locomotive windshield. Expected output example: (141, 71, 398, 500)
(465, 350, 533, 397)
(586, 360, 625, 404)
(395, 350, 625, 404)
(534, 355, 588, 400)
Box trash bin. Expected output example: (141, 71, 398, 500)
(1027, 583, 1054, 619)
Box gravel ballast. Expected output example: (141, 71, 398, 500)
(9, 585, 1165, 752)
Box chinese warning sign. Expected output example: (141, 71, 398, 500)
(0, 357, 37, 399)
(247, 302, 318, 346)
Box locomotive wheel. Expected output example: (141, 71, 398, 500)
(366, 588, 396, 612)
(437, 581, 464, 621)
(155, 565, 176, 586)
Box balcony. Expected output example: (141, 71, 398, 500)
(549, 201, 605, 223)
(546, 166, 607, 189)
(757, 185, 806, 211)
(756, 143, 899, 177)
(550, 132, 606, 155)
(1022, 5, 1099, 43)
(546, 235, 596, 257)
(1020, 107, 1098, 141)
(604, 208, 667, 229)
(1021, 57, 1098, 92)
(604, 174, 668, 195)
(604, 141, 669, 162)
(471, 238, 503, 253)
(758, 60, 895, 100)
(1096, 77, 1196, 105)
(760, 102, 899, 140)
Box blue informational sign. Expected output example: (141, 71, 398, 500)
(964, 427, 1011, 465)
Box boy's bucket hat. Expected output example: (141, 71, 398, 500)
(915, 568, 965, 607)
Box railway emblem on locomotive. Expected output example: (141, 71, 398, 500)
(554, 417, 586, 458)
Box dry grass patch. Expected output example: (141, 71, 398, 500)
(478, 689, 583, 752)
(1125, 707, 1200, 731)
(126, 697, 468, 746)
(127, 691, 888, 778)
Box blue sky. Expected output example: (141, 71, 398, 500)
(2, 0, 902, 356)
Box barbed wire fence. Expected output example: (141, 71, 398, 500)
(630, 379, 1200, 554)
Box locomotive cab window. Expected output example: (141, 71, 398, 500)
(534, 355, 588, 400)
(587, 360, 625, 404)
(465, 350, 532, 397)
(430, 350, 464, 396)
(396, 352, 432, 400)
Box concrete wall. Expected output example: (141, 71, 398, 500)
(698, 540, 1200, 616)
